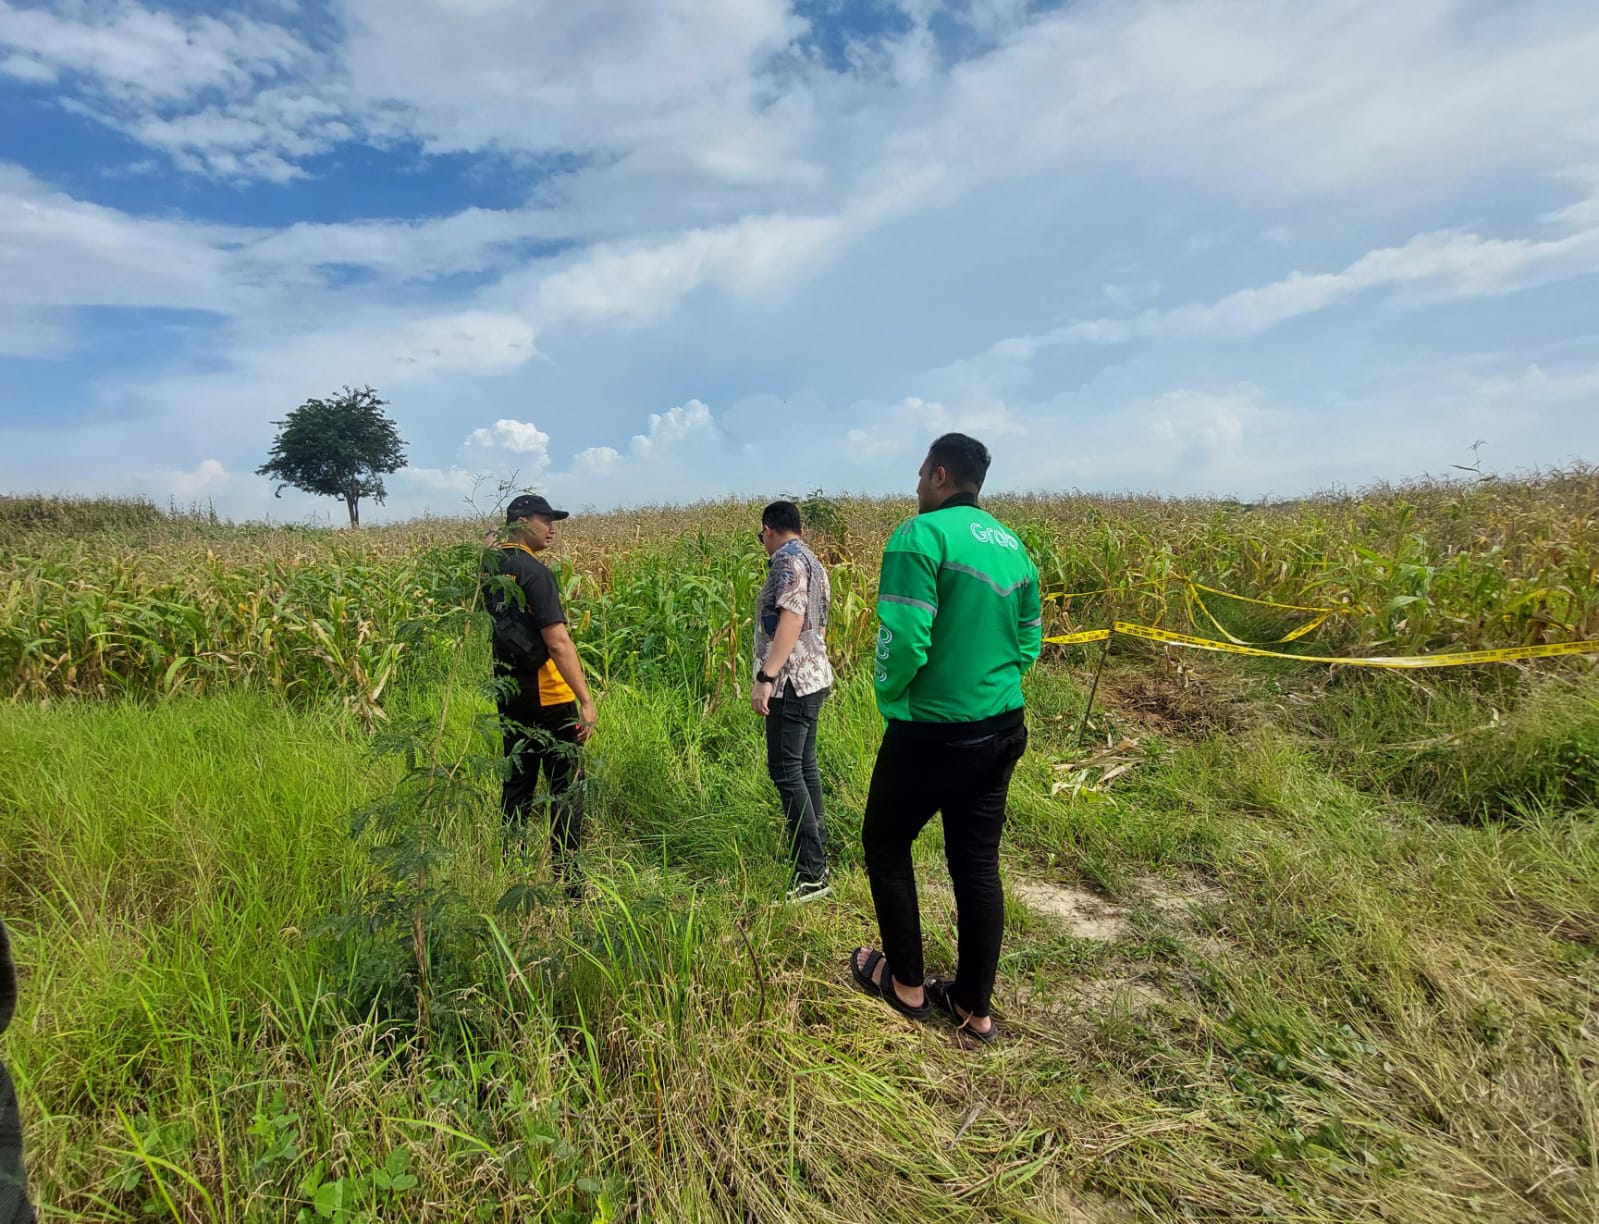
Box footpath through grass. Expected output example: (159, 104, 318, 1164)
(2, 648, 1597, 1221)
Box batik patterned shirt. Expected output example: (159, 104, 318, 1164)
(754, 538, 834, 697)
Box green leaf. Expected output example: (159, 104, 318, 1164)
(299, 1160, 327, 1198)
(497, 882, 537, 913)
(313, 1178, 345, 1218)
(108, 1163, 143, 1192)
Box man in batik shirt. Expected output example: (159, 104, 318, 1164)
(752, 500, 835, 902)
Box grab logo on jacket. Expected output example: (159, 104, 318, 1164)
(970, 522, 1020, 550)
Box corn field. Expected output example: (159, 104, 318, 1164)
(4, 468, 1598, 720)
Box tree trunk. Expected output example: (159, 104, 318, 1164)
(345, 492, 360, 528)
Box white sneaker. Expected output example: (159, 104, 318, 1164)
(784, 876, 832, 904)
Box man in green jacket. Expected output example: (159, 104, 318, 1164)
(849, 434, 1041, 1044)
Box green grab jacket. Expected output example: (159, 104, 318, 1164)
(874, 495, 1043, 724)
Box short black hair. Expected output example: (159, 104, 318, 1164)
(761, 500, 803, 535)
(926, 433, 991, 491)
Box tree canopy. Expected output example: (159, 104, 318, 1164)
(257, 386, 406, 527)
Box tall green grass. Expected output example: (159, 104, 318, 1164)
(3, 651, 1597, 1221)
(4, 477, 1599, 1219)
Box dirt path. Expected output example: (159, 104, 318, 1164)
(1008, 877, 1131, 940)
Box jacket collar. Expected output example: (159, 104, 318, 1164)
(924, 491, 980, 514)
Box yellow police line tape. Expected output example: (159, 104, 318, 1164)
(1043, 622, 1599, 668)
(1046, 628, 1114, 646)
(1047, 578, 1338, 647)
(1044, 578, 1343, 613)
(1184, 583, 1330, 646)
(1185, 581, 1336, 616)
(1043, 579, 1163, 603)
(1047, 577, 1346, 644)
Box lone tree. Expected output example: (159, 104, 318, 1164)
(257, 386, 406, 527)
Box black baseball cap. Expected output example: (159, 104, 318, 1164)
(506, 493, 570, 522)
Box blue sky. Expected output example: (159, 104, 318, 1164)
(2, 0, 1598, 523)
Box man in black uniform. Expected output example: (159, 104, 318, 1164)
(484, 494, 598, 894)
(1, 919, 35, 1223)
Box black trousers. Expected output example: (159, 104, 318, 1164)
(0, 920, 34, 1224)
(861, 717, 1028, 1019)
(764, 688, 830, 884)
(498, 682, 584, 879)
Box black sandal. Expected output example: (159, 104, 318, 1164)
(926, 977, 999, 1045)
(849, 947, 931, 1021)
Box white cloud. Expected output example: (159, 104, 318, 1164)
(0, 51, 52, 81)
(238, 207, 552, 284)
(465, 419, 552, 467)
(948, 384, 1293, 498)
(845, 396, 1022, 461)
(0, 1, 339, 183)
(531, 213, 845, 326)
(1470, 363, 1599, 407)
(12, 0, 1599, 210)
(18, 0, 1598, 320)
(920, 0, 1599, 199)
(0, 0, 311, 101)
(137, 307, 538, 417)
(574, 446, 620, 476)
(0, 165, 835, 363)
(629, 399, 716, 457)
(985, 220, 1599, 361)
(339, 0, 802, 165)
(0, 166, 242, 318)
(1547, 164, 1599, 229)
(1143, 389, 1252, 454)
(0, 304, 68, 356)
(394, 311, 535, 375)
(124, 90, 353, 182)
(159, 457, 228, 498)
(9, 0, 1599, 521)
(344, 401, 747, 515)
(396, 465, 480, 498)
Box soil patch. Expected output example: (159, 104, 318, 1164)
(1139, 873, 1227, 918)
(1006, 974, 1167, 1029)
(1095, 662, 1246, 739)
(1010, 878, 1130, 940)
(1136, 873, 1236, 959)
(1074, 975, 1167, 1012)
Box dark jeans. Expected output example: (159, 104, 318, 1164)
(765, 687, 830, 884)
(499, 683, 584, 880)
(861, 717, 1028, 1019)
(1, 920, 34, 1224)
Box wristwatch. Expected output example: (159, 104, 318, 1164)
(755, 669, 776, 684)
